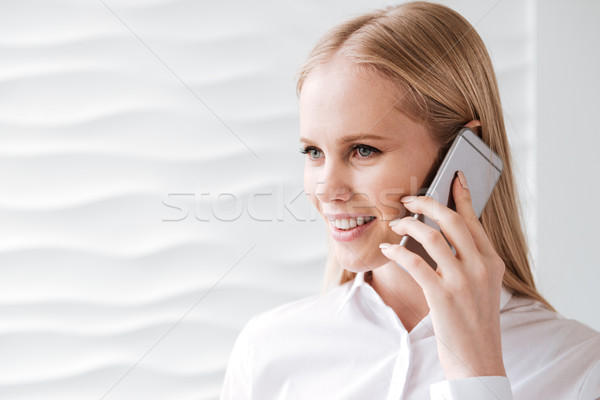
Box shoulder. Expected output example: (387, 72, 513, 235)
(240, 281, 352, 340)
(501, 294, 600, 346)
(227, 280, 354, 376)
(248, 280, 354, 333)
(580, 356, 600, 400)
(500, 294, 600, 397)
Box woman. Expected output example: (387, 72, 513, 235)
(221, 2, 600, 399)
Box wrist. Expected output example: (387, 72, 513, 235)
(444, 363, 506, 380)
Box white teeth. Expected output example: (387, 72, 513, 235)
(332, 216, 375, 230)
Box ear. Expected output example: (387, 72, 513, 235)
(464, 119, 481, 134)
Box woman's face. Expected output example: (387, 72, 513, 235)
(299, 54, 440, 272)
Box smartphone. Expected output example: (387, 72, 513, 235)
(398, 127, 503, 271)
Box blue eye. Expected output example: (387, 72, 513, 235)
(353, 144, 380, 158)
(299, 146, 322, 159)
(356, 146, 373, 157)
(299, 144, 380, 160)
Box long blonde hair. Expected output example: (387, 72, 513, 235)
(295, 1, 555, 311)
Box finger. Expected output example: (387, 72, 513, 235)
(400, 192, 477, 258)
(389, 216, 459, 271)
(379, 243, 441, 290)
(452, 171, 498, 258)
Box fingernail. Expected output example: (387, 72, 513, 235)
(457, 171, 468, 189)
(389, 218, 402, 227)
(379, 243, 392, 249)
(401, 195, 416, 203)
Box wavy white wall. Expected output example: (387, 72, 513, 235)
(0, 0, 550, 399)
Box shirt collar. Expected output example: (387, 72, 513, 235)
(335, 270, 513, 317)
(335, 270, 368, 316)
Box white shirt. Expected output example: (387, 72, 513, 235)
(220, 271, 600, 399)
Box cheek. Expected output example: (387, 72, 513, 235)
(375, 190, 403, 220)
(368, 173, 412, 219)
(303, 168, 320, 209)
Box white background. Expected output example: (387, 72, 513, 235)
(0, 0, 597, 399)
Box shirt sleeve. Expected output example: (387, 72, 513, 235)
(429, 376, 513, 400)
(219, 315, 259, 400)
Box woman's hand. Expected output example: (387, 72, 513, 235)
(379, 170, 507, 380)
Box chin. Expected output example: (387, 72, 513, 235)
(335, 249, 390, 272)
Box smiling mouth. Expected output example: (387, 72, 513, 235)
(330, 216, 377, 230)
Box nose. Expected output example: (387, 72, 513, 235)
(315, 161, 353, 203)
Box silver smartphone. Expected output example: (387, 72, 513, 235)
(398, 127, 503, 271)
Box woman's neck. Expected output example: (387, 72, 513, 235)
(367, 261, 430, 333)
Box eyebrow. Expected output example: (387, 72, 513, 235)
(299, 133, 389, 145)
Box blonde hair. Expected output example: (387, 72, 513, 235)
(295, 1, 555, 311)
